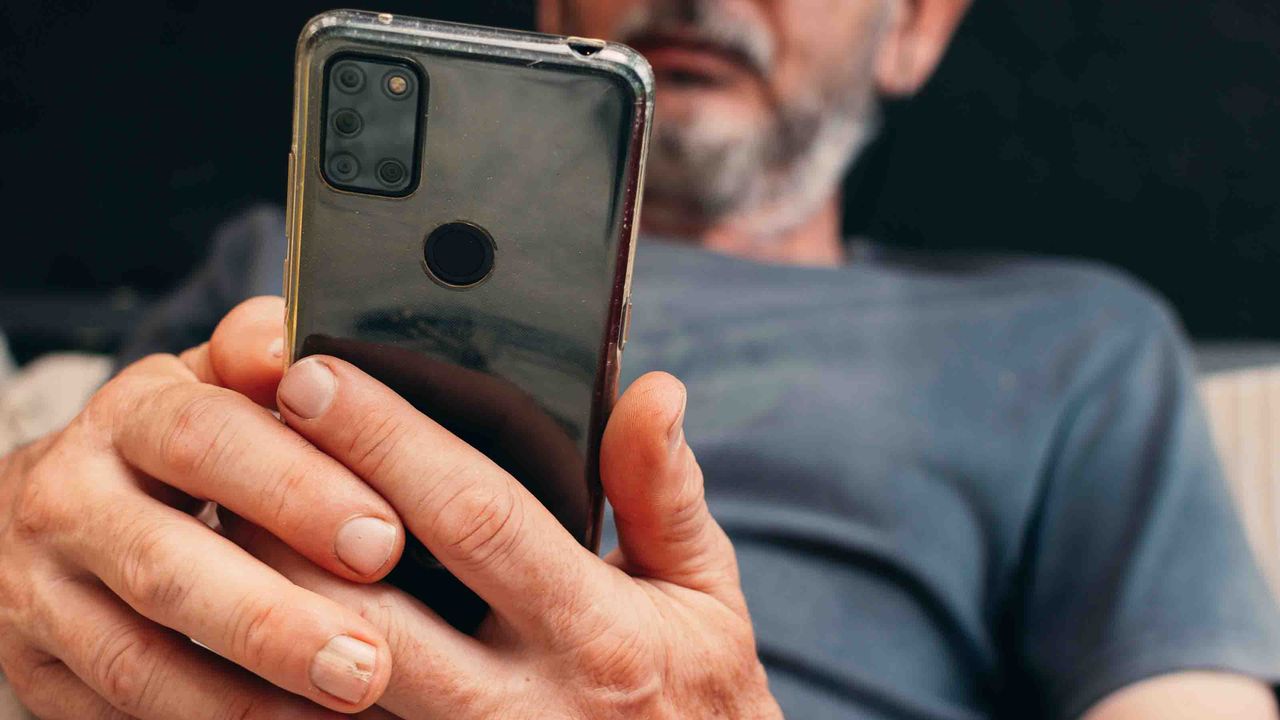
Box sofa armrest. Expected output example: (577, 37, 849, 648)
(1199, 364, 1280, 602)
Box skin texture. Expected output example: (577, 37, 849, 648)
(0, 2, 1275, 719)
(0, 299, 400, 718)
(230, 304, 780, 719)
(1, 298, 782, 719)
(1082, 673, 1278, 720)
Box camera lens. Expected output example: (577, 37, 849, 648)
(376, 159, 408, 187)
(334, 62, 365, 93)
(328, 153, 360, 182)
(332, 109, 362, 137)
(424, 222, 495, 287)
(382, 70, 414, 100)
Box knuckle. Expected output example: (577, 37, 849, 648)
(156, 385, 238, 480)
(662, 477, 709, 547)
(356, 589, 407, 652)
(12, 458, 61, 538)
(576, 631, 663, 716)
(258, 456, 312, 531)
(118, 522, 191, 612)
(8, 655, 132, 720)
(84, 373, 132, 421)
(88, 354, 181, 425)
(91, 626, 163, 712)
(355, 591, 394, 632)
(227, 595, 286, 670)
(215, 696, 272, 720)
(345, 410, 407, 478)
(435, 478, 524, 570)
(17, 574, 76, 644)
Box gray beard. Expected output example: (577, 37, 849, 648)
(621, 0, 889, 240)
(642, 91, 880, 239)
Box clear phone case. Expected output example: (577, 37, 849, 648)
(285, 10, 653, 630)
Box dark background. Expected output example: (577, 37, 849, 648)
(2, 1, 1277, 361)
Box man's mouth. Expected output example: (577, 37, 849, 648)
(626, 32, 763, 87)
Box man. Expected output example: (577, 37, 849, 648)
(2, 0, 1278, 718)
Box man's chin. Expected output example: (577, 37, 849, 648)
(655, 80, 765, 124)
(638, 194, 726, 241)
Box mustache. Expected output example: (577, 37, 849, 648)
(615, 0, 776, 76)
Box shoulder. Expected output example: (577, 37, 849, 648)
(1005, 257, 1193, 406)
(1009, 254, 1186, 355)
(861, 244, 1186, 352)
(853, 244, 1194, 406)
(988, 255, 1192, 399)
(862, 243, 1177, 330)
(1002, 255, 1184, 354)
(1008, 255, 1176, 325)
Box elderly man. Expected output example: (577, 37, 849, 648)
(2, 1, 1279, 718)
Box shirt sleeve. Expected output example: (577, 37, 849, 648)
(1015, 291, 1280, 719)
(117, 204, 286, 366)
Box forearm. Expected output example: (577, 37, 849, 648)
(1083, 672, 1278, 720)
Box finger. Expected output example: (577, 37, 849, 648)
(34, 578, 356, 720)
(208, 296, 287, 409)
(59, 487, 392, 713)
(176, 296, 286, 401)
(179, 342, 218, 387)
(225, 514, 502, 720)
(9, 658, 131, 720)
(111, 357, 404, 581)
(355, 708, 404, 720)
(600, 373, 742, 605)
(298, 336, 588, 531)
(275, 356, 610, 632)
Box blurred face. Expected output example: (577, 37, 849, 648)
(543, 0, 895, 237)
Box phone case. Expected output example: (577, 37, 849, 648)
(285, 10, 653, 630)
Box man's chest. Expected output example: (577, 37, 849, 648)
(622, 341, 1050, 718)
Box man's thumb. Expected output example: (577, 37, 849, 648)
(600, 372, 741, 604)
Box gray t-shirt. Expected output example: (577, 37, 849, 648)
(123, 207, 1280, 719)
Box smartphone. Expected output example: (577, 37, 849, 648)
(284, 10, 653, 630)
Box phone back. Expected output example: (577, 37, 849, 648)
(286, 11, 652, 629)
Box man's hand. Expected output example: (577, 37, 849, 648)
(226, 310, 783, 718)
(0, 298, 403, 719)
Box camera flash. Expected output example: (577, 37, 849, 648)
(387, 75, 409, 95)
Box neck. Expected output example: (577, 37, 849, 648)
(645, 192, 846, 267)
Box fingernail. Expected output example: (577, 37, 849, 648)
(668, 387, 687, 452)
(279, 359, 336, 419)
(311, 635, 377, 704)
(335, 516, 397, 576)
(268, 337, 284, 359)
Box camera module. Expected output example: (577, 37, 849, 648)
(322, 55, 423, 195)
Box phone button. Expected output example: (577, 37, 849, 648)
(284, 152, 295, 237)
(620, 301, 633, 350)
(283, 152, 295, 289)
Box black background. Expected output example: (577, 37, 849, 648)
(1, 1, 1277, 360)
